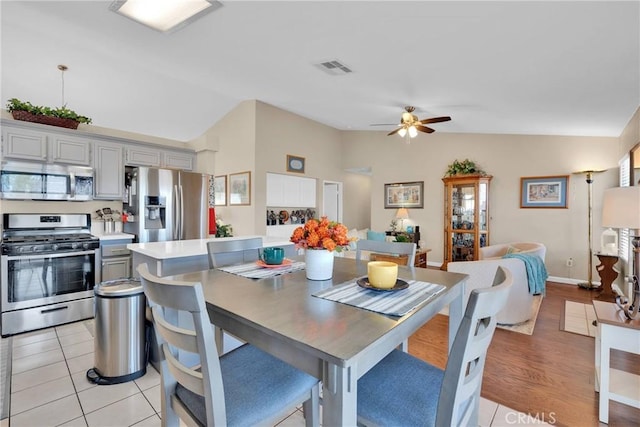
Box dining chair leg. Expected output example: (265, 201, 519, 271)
(303, 383, 320, 427)
(214, 326, 224, 355)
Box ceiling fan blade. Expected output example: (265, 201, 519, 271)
(420, 116, 451, 125)
(416, 125, 435, 134)
(387, 127, 403, 136)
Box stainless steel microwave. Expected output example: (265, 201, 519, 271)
(0, 161, 94, 201)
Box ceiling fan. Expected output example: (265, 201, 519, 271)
(387, 106, 451, 139)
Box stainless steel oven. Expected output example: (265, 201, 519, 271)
(1, 213, 100, 336)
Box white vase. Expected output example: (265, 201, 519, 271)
(305, 249, 334, 280)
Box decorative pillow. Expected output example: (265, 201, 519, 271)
(367, 230, 386, 241)
(506, 246, 522, 254)
(357, 228, 369, 241)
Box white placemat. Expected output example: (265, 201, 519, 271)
(218, 260, 305, 279)
(313, 277, 446, 316)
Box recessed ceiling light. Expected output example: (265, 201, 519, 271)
(109, 0, 222, 33)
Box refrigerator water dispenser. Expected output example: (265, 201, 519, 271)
(145, 196, 166, 229)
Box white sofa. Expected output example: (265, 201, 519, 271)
(447, 242, 546, 325)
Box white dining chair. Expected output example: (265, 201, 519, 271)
(355, 239, 417, 266)
(357, 266, 513, 427)
(206, 237, 264, 353)
(207, 237, 263, 269)
(138, 263, 320, 427)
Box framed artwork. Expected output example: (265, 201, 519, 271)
(384, 181, 424, 209)
(229, 171, 251, 205)
(286, 155, 305, 173)
(520, 175, 569, 208)
(213, 175, 227, 206)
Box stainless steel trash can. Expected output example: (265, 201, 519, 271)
(88, 278, 147, 384)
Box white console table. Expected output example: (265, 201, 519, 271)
(593, 300, 640, 424)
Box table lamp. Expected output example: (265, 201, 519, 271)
(395, 208, 409, 231)
(602, 186, 640, 319)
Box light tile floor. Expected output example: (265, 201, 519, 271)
(1, 320, 550, 426)
(564, 300, 598, 337)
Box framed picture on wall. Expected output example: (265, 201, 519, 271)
(287, 155, 305, 173)
(213, 175, 227, 206)
(384, 181, 424, 208)
(229, 171, 251, 205)
(520, 175, 569, 208)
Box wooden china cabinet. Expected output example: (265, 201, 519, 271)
(442, 174, 492, 269)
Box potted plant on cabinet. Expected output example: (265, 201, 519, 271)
(6, 98, 92, 129)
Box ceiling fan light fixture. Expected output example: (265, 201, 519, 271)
(398, 127, 407, 138)
(408, 125, 418, 138)
(109, 0, 222, 33)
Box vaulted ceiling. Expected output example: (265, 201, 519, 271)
(1, 1, 638, 142)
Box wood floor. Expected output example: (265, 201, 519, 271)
(408, 281, 640, 427)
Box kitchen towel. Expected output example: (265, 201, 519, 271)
(218, 260, 305, 279)
(313, 278, 445, 317)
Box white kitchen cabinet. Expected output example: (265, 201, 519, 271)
(125, 146, 162, 167)
(102, 256, 132, 281)
(94, 140, 124, 200)
(2, 125, 91, 165)
(266, 173, 316, 207)
(2, 127, 48, 161)
(101, 238, 133, 281)
(50, 134, 91, 165)
(164, 150, 194, 171)
(125, 146, 195, 170)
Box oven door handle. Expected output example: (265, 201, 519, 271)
(4, 250, 96, 261)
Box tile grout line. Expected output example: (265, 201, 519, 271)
(0, 336, 12, 420)
(57, 326, 91, 427)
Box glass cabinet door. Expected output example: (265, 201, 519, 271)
(442, 175, 491, 268)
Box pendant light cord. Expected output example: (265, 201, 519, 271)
(58, 64, 68, 107)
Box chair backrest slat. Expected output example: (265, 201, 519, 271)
(436, 266, 513, 427)
(355, 239, 417, 266)
(138, 263, 227, 426)
(207, 237, 263, 268)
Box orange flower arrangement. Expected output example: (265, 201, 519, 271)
(290, 216, 349, 252)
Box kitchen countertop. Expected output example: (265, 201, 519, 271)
(94, 232, 136, 241)
(127, 235, 294, 260)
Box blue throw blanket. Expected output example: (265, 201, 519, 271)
(503, 253, 548, 295)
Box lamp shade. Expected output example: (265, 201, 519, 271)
(602, 186, 640, 229)
(395, 208, 409, 220)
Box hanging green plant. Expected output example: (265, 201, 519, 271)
(6, 98, 92, 128)
(445, 159, 486, 177)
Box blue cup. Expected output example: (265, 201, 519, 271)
(261, 247, 284, 265)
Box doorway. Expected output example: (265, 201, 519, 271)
(323, 181, 343, 223)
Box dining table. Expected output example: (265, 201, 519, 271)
(166, 256, 467, 426)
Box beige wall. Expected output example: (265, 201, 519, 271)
(196, 100, 345, 235)
(189, 100, 257, 233)
(342, 172, 371, 230)
(253, 101, 344, 233)
(340, 130, 621, 281)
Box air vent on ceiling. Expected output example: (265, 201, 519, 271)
(315, 60, 353, 75)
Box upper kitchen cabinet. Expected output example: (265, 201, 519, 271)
(1, 124, 91, 165)
(125, 146, 162, 167)
(163, 151, 194, 171)
(49, 134, 92, 165)
(125, 146, 195, 171)
(2, 126, 48, 162)
(266, 173, 316, 207)
(93, 140, 124, 200)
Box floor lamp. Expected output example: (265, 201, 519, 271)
(574, 170, 605, 290)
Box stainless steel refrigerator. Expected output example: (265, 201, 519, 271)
(123, 167, 210, 243)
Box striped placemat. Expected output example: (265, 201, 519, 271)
(218, 260, 305, 279)
(313, 278, 446, 317)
